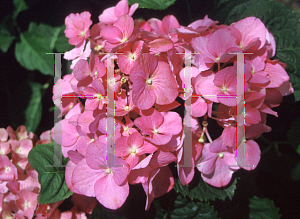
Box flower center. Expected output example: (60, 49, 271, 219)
(129, 52, 136, 60)
(130, 147, 137, 155)
(94, 45, 102, 51)
(24, 201, 29, 209)
(106, 168, 112, 174)
(216, 57, 220, 62)
(218, 152, 224, 158)
(121, 37, 128, 43)
(153, 129, 159, 134)
(124, 126, 129, 132)
(124, 106, 130, 111)
(146, 78, 152, 85)
(221, 86, 227, 93)
(5, 166, 10, 172)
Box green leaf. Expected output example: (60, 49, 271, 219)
(174, 174, 238, 202)
(155, 194, 219, 219)
(54, 25, 73, 52)
(15, 23, 70, 75)
(212, 0, 300, 101)
(249, 196, 281, 219)
(0, 29, 16, 53)
(89, 206, 126, 219)
(28, 143, 72, 204)
(214, 0, 231, 8)
(8, 82, 43, 133)
(287, 117, 300, 148)
(291, 162, 300, 181)
(13, 0, 29, 19)
(128, 0, 176, 10)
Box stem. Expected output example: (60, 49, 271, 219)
(205, 129, 213, 143)
(185, 0, 193, 23)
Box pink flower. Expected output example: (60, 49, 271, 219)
(197, 137, 239, 187)
(231, 16, 267, 50)
(134, 109, 182, 145)
(99, 0, 139, 25)
(100, 15, 135, 49)
(0, 155, 18, 181)
(117, 40, 144, 74)
(65, 12, 92, 46)
(130, 54, 178, 110)
(115, 132, 157, 169)
(71, 142, 130, 210)
(191, 27, 240, 71)
(15, 189, 38, 218)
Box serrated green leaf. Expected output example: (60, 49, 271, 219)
(8, 82, 43, 133)
(174, 175, 238, 202)
(13, 0, 28, 19)
(28, 143, 72, 204)
(15, 23, 71, 75)
(155, 195, 219, 219)
(128, 0, 176, 10)
(0, 29, 16, 53)
(89, 206, 126, 219)
(287, 117, 300, 147)
(212, 0, 300, 101)
(249, 196, 281, 219)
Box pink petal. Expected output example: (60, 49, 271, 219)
(151, 61, 178, 105)
(101, 26, 123, 44)
(114, 0, 129, 17)
(114, 15, 134, 41)
(94, 176, 129, 210)
(237, 140, 260, 170)
(73, 59, 90, 81)
(148, 38, 173, 53)
(99, 7, 118, 24)
(85, 142, 107, 169)
(72, 159, 106, 197)
(161, 15, 180, 33)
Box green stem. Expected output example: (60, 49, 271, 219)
(185, 0, 193, 23)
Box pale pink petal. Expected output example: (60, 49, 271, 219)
(101, 26, 123, 44)
(94, 176, 129, 210)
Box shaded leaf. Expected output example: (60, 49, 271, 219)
(13, 0, 28, 19)
(8, 82, 43, 133)
(155, 194, 219, 219)
(28, 143, 72, 204)
(15, 23, 71, 75)
(89, 206, 126, 219)
(249, 196, 280, 219)
(128, 0, 176, 10)
(0, 29, 16, 53)
(174, 173, 238, 202)
(287, 117, 300, 148)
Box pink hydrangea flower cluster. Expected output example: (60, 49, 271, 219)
(0, 126, 94, 219)
(53, 0, 294, 211)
